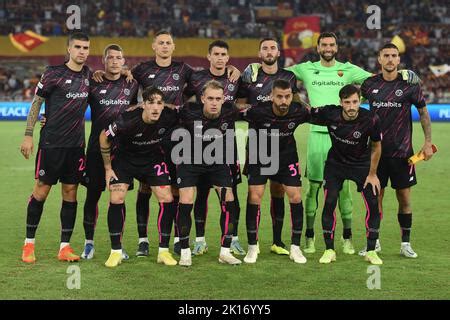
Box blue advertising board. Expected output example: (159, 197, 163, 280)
(0, 102, 449, 122)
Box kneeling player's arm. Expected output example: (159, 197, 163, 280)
(99, 130, 112, 170)
(369, 140, 382, 176)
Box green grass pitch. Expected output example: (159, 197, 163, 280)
(0, 121, 449, 300)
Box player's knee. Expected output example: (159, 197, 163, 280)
(288, 192, 302, 204)
(248, 192, 262, 204)
(61, 184, 78, 201)
(158, 187, 174, 203)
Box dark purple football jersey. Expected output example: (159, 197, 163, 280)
(176, 102, 240, 165)
(87, 76, 139, 153)
(310, 105, 381, 167)
(131, 60, 193, 106)
(105, 107, 178, 166)
(238, 68, 298, 105)
(36, 64, 91, 148)
(241, 101, 309, 164)
(184, 68, 241, 103)
(361, 73, 426, 158)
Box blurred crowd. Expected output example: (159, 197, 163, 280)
(0, 0, 448, 102)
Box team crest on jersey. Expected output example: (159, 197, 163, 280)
(158, 128, 166, 135)
(124, 88, 130, 96)
(84, 79, 90, 86)
(288, 122, 295, 129)
(395, 89, 403, 97)
(173, 73, 180, 80)
(227, 84, 235, 91)
(221, 123, 229, 130)
(337, 71, 344, 77)
(353, 131, 361, 139)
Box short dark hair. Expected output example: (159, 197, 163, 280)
(378, 43, 399, 55)
(339, 84, 360, 100)
(317, 32, 338, 45)
(103, 44, 123, 57)
(67, 32, 89, 45)
(154, 30, 172, 39)
(208, 40, 229, 53)
(272, 79, 291, 91)
(142, 86, 165, 102)
(201, 80, 224, 95)
(259, 37, 280, 50)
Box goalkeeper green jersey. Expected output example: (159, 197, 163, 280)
(287, 60, 372, 132)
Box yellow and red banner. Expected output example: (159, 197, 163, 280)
(9, 30, 49, 53)
(283, 16, 320, 64)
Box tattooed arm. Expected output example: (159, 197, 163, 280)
(417, 106, 433, 160)
(20, 95, 45, 159)
(99, 129, 118, 190)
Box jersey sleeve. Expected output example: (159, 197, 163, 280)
(309, 105, 336, 126)
(131, 64, 143, 84)
(288, 72, 299, 93)
(183, 63, 194, 82)
(35, 67, 58, 98)
(410, 84, 426, 109)
(370, 113, 382, 142)
(360, 78, 370, 100)
(236, 81, 250, 99)
(104, 113, 127, 141)
(349, 63, 373, 85)
(130, 81, 139, 105)
(286, 63, 305, 81)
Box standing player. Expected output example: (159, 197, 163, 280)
(99, 87, 178, 267)
(20, 32, 91, 263)
(309, 85, 383, 265)
(130, 30, 194, 256)
(241, 80, 309, 264)
(183, 40, 244, 256)
(80, 44, 139, 260)
(237, 38, 300, 255)
(361, 43, 433, 258)
(174, 80, 243, 266)
(243, 32, 420, 255)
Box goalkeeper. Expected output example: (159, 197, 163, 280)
(242, 32, 420, 254)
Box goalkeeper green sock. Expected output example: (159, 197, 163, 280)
(338, 180, 353, 230)
(305, 180, 321, 238)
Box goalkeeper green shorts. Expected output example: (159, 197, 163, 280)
(306, 131, 331, 182)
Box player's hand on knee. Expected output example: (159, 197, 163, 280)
(20, 136, 33, 159)
(93, 70, 105, 83)
(105, 169, 118, 190)
(364, 174, 380, 196)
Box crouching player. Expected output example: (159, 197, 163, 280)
(310, 85, 383, 265)
(99, 87, 178, 267)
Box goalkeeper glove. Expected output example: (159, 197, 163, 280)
(242, 63, 262, 83)
(399, 69, 421, 85)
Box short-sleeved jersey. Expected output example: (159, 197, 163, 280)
(176, 102, 240, 165)
(184, 68, 241, 103)
(36, 64, 91, 148)
(309, 105, 381, 167)
(105, 107, 178, 166)
(241, 102, 309, 164)
(287, 61, 372, 132)
(238, 68, 298, 105)
(131, 60, 193, 106)
(87, 76, 139, 153)
(361, 73, 426, 158)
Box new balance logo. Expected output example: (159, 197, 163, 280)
(65, 80, 72, 84)
(256, 83, 263, 88)
(148, 74, 156, 78)
(100, 90, 107, 94)
(330, 125, 337, 130)
(409, 176, 414, 182)
(372, 89, 379, 93)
